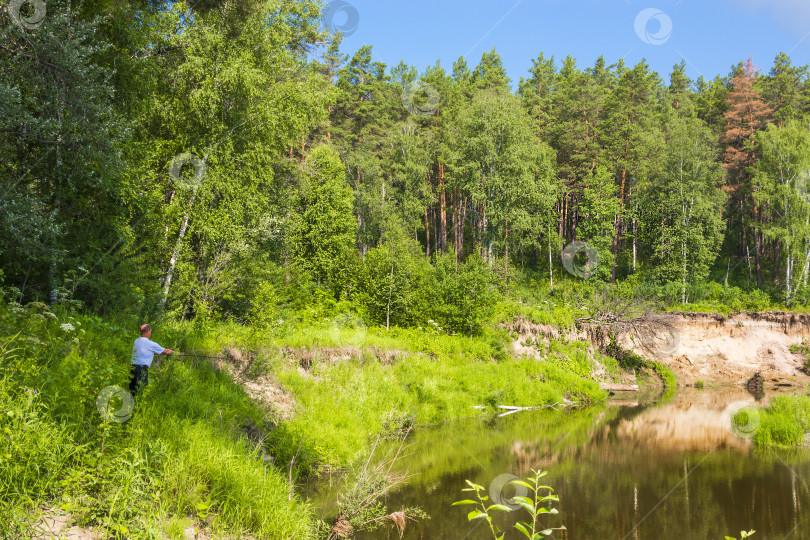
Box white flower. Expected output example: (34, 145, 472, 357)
(60, 323, 75, 333)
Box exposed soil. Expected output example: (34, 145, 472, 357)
(33, 509, 97, 540)
(509, 312, 810, 388)
(626, 312, 810, 387)
(219, 347, 297, 421)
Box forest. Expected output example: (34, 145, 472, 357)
(3, 0, 810, 331)
(4, 1, 810, 538)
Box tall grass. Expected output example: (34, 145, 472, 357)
(0, 302, 313, 538)
(749, 394, 810, 447)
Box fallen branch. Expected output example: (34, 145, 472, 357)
(473, 399, 576, 417)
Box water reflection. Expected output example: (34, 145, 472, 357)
(310, 388, 810, 539)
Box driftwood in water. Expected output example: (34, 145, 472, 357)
(473, 399, 575, 417)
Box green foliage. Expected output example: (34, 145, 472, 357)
(646, 360, 677, 389)
(319, 435, 428, 536)
(0, 300, 314, 538)
(271, 332, 604, 466)
(357, 228, 432, 328)
(578, 167, 621, 281)
(432, 254, 500, 335)
(289, 145, 358, 297)
(639, 281, 777, 314)
(750, 394, 810, 447)
(644, 115, 726, 299)
(0, 377, 78, 537)
(453, 470, 565, 540)
(753, 120, 810, 306)
(725, 530, 756, 540)
(0, 0, 129, 308)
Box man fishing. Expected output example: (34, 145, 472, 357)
(130, 323, 175, 394)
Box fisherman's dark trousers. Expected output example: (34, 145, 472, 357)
(129, 365, 149, 394)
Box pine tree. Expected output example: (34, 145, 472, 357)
(722, 58, 773, 178)
(470, 48, 511, 91)
(330, 46, 398, 254)
(721, 58, 772, 286)
(550, 56, 609, 243)
(600, 60, 664, 281)
(762, 52, 808, 127)
(518, 52, 556, 142)
(668, 61, 694, 117)
(694, 75, 730, 133)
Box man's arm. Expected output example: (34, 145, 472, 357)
(162, 348, 175, 355)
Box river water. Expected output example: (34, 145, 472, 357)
(309, 387, 810, 539)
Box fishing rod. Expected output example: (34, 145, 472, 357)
(177, 353, 227, 360)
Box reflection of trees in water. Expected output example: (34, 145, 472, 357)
(352, 393, 810, 540)
(548, 451, 810, 540)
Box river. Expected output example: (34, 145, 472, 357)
(309, 387, 810, 539)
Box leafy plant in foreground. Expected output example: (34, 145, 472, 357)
(453, 469, 565, 539)
(725, 530, 755, 539)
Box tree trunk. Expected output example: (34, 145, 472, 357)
(800, 243, 810, 287)
(386, 258, 394, 330)
(754, 229, 762, 287)
(459, 195, 466, 263)
(504, 218, 509, 290)
(424, 206, 430, 258)
(161, 191, 198, 307)
(439, 163, 447, 253)
(682, 237, 688, 304)
(611, 214, 619, 284)
(746, 243, 752, 288)
(773, 241, 781, 286)
(548, 223, 554, 294)
(612, 169, 627, 283)
(356, 167, 364, 257)
(482, 203, 488, 260)
(785, 242, 793, 306)
(633, 219, 638, 274)
(356, 213, 363, 257)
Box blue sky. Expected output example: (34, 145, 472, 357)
(323, 0, 810, 85)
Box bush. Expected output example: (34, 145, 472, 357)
(432, 253, 499, 335)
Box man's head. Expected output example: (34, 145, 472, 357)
(139, 324, 152, 338)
